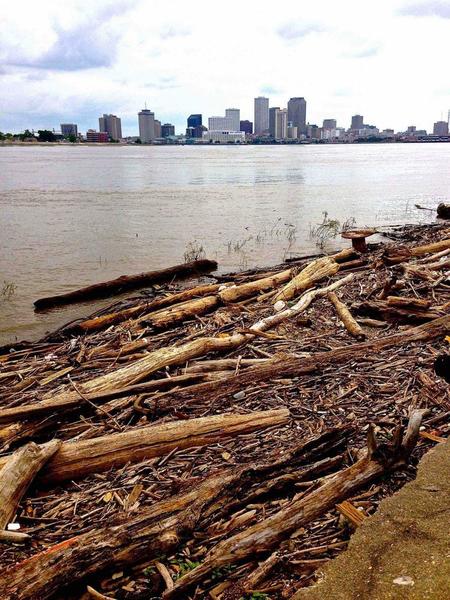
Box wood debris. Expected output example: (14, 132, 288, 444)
(0, 222, 449, 599)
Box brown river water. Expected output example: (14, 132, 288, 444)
(1, 143, 449, 345)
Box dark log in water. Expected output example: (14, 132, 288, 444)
(33, 259, 218, 310)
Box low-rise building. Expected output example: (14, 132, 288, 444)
(202, 130, 245, 143)
(86, 129, 109, 143)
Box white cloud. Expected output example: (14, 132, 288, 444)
(0, 0, 449, 134)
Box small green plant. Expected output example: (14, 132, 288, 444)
(183, 240, 206, 262)
(1, 280, 17, 300)
(170, 558, 202, 580)
(211, 563, 236, 581)
(143, 565, 156, 576)
(239, 592, 270, 600)
(309, 211, 341, 249)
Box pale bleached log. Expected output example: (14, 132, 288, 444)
(272, 257, 340, 303)
(252, 273, 354, 332)
(79, 283, 223, 333)
(140, 295, 219, 329)
(218, 269, 293, 303)
(0, 440, 61, 529)
(328, 291, 365, 340)
(0, 428, 346, 600)
(164, 411, 426, 598)
(7, 409, 289, 485)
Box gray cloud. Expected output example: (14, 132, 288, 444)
(399, 1, 450, 18)
(277, 22, 324, 40)
(2, 0, 137, 72)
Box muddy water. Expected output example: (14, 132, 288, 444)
(1, 143, 449, 345)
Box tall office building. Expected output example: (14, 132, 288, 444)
(254, 97, 269, 135)
(99, 114, 122, 141)
(240, 120, 253, 135)
(154, 120, 162, 138)
(323, 119, 337, 130)
(287, 97, 306, 136)
(186, 114, 203, 138)
(269, 107, 280, 138)
(161, 123, 175, 137)
(433, 121, 449, 135)
(208, 115, 234, 130)
(225, 108, 240, 132)
(351, 115, 364, 130)
(275, 109, 288, 139)
(61, 123, 78, 136)
(138, 109, 155, 143)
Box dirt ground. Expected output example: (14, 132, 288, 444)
(294, 439, 450, 600)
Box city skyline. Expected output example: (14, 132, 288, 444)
(1, 0, 450, 135)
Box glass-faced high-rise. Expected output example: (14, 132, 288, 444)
(254, 97, 269, 135)
(287, 98, 306, 136)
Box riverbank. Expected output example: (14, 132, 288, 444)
(0, 222, 448, 599)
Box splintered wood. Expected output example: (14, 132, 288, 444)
(0, 222, 449, 600)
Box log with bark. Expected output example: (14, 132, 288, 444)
(0, 440, 61, 531)
(0, 427, 350, 600)
(0, 409, 289, 485)
(33, 259, 218, 310)
(164, 410, 427, 599)
(77, 283, 223, 333)
(149, 314, 450, 411)
(352, 300, 444, 323)
(383, 238, 450, 264)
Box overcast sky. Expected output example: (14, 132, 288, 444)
(1, 0, 449, 135)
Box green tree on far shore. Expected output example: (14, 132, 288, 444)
(37, 130, 56, 142)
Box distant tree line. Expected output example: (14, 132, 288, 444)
(0, 130, 78, 142)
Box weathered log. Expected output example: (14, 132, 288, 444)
(33, 259, 218, 310)
(0, 530, 31, 544)
(272, 257, 340, 303)
(353, 300, 443, 323)
(383, 238, 450, 264)
(0, 428, 349, 600)
(252, 274, 354, 332)
(328, 291, 365, 340)
(0, 440, 61, 529)
(0, 374, 208, 425)
(164, 411, 426, 598)
(0, 410, 289, 485)
(78, 283, 223, 333)
(218, 269, 293, 303)
(139, 295, 219, 329)
(386, 295, 431, 310)
(156, 314, 450, 408)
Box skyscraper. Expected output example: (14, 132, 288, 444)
(99, 114, 122, 141)
(138, 109, 155, 143)
(161, 123, 175, 137)
(208, 115, 234, 130)
(269, 107, 279, 138)
(322, 119, 337, 130)
(275, 109, 288, 140)
(186, 114, 203, 138)
(225, 108, 240, 132)
(287, 97, 306, 136)
(154, 119, 162, 138)
(254, 97, 269, 135)
(433, 121, 449, 135)
(351, 115, 364, 130)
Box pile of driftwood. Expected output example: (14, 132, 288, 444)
(0, 223, 449, 600)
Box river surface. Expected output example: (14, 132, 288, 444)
(1, 143, 449, 345)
